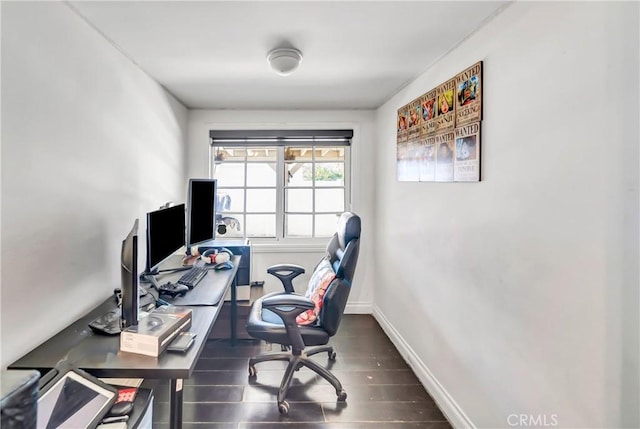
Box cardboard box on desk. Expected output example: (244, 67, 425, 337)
(120, 306, 192, 357)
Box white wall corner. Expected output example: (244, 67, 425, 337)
(372, 305, 475, 429)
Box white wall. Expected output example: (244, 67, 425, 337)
(374, 2, 639, 428)
(1, 2, 187, 368)
(187, 109, 375, 312)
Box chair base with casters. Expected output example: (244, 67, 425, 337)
(248, 345, 345, 415)
(245, 212, 361, 415)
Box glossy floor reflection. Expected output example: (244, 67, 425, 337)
(146, 315, 452, 428)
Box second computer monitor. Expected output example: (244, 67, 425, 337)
(187, 179, 217, 247)
(146, 203, 186, 273)
(121, 218, 139, 328)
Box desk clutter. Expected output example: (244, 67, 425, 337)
(89, 289, 156, 336)
(1, 365, 153, 429)
(35, 362, 152, 429)
(120, 306, 193, 357)
(8, 179, 249, 429)
(111, 178, 248, 342)
(9, 265, 237, 429)
(96, 386, 137, 427)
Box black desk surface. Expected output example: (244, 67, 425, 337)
(154, 256, 239, 306)
(8, 256, 239, 380)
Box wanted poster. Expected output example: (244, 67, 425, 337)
(435, 131, 455, 182)
(404, 137, 420, 182)
(408, 98, 421, 129)
(436, 78, 456, 132)
(407, 98, 422, 144)
(419, 135, 436, 182)
(455, 61, 482, 126)
(397, 105, 408, 144)
(454, 122, 481, 182)
(396, 140, 409, 181)
(420, 88, 437, 136)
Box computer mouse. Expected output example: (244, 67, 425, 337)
(214, 261, 233, 270)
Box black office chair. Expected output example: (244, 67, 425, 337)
(245, 212, 361, 415)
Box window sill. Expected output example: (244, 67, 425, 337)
(251, 241, 327, 254)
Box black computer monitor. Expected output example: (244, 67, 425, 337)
(146, 204, 186, 274)
(186, 179, 217, 247)
(120, 219, 139, 328)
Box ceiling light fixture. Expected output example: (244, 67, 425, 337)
(267, 47, 303, 76)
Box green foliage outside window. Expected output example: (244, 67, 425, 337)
(303, 165, 343, 182)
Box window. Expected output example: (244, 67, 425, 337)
(209, 130, 352, 240)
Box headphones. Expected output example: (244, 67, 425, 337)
(199, 247, 233, 265)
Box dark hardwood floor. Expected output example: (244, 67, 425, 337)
(146, 315, 451, 428)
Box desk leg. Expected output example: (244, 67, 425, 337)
(231, 276, 237, 346)
(169, 379, 183, 429)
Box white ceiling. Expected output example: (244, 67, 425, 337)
(69, 1, 507, 110)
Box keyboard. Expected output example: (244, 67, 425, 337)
(177, 266, 208, 289)
(89, 308, 122, 335)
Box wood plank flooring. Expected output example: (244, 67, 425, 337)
(145, 314, 451, 428)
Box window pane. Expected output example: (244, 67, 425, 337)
(286, 214, 312, 237)
(315, 188, 344, 212)
(314, 163, 344, 187)
(214, 146, 246, 162)
(212, 140, 350, 241)
(246, 189, 276, 212)
(285, 147, 313, 162)
(286, 162, 313, 187)
(286, 189, 313, 212)
(216, 213, 243, 238)
(216, 189, 244, 212)
(246, 163, 276, 187)
(315, 214, 340, 237)
(314, 147, 345, 162)
(246, 214, 276, 237)
(214, 163, 245, 186)
(246, 147, 277, 162)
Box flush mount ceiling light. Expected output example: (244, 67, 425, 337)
(267, 47, 303, 76)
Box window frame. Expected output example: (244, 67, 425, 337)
(208, 131, 352, 243)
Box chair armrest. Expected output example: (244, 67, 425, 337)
(261, 294, 314, 352)
(267, 264, 305, 293)
(262, 293, 314, 311)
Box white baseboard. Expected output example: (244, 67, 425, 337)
(372, 305, 475, 429)
(345, 301, 372, 314)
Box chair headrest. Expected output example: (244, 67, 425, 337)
(337, 212, 361, 250)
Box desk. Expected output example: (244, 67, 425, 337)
(8, 256, 240, 429)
